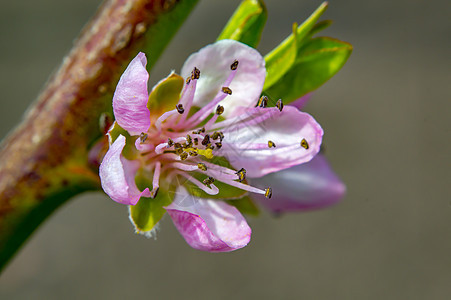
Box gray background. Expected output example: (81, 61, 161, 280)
(0, 0, 450, 299)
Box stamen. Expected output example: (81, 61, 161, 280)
(201, 134, 210, 146)
(257, 96, 268, 108)
(167, 138, 174, 147)
(139, 132, 148, 143)
(180, 152, 188, 160)
(216, 105, 224, 115)
(193, 138, 198, 145)
(203, 176, 215, 188)
(276, 99, 284, 112)
(176, 104, 185, 114)
(268, 140, 276, 148)
(222, 87, 232, 95)
(191, 67, 200, 80)
(155, 109, 178, 131)
(215, 142, 222, 149)
(150, 162, 161, 198)
(230, 60, 239, 70)
(265, 187, 272, 199)
(175, 172, 219, 195)
(235, 168, 246, 182)
(300, 138, 309, 149)
(197, 163, 207, 171)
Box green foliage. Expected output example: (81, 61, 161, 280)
(217, 0, 267, 48)
(265, 37, 352, 103)
(263, 1, 328, 91)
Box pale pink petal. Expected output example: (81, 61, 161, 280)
(112, 52, 151, 136)
(99, 135, 150, 205)
(252, 154, 345, 212)
(290, 93, 312, 110)
(217, 106, 323, 178)
(180, 39, 265, 117)
(165, 187, 251, 252)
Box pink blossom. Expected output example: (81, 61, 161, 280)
(100, 40, 325, 252)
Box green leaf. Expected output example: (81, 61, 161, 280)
(217, 0, 267, 48)
(227, 196, 260, 216)
(265, 37, 352, 103)
(263, 1, 329, 90)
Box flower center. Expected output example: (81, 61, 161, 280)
(137, 62, 272, 199)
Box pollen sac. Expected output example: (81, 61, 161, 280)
(193, 138, 199, 145)
(235, 168, 246, 182)
(215, 142, 222, 149)
(300, 138, 309, 150)
(201, 134, 210, 146)
(197, 163, 207, 171)
(276, 99, 284, 112)
(176, 104, 185, 114)
(216, 105, 224, 115)
(189, 150, 198, 156)
(211, 131, 224, 141)
(139, 132, 148, 143)
(203, 177, 215, 188)
(186, 76, 191, 85)
(222, 87, 232, 95)
(167, 138, 174, 147)
(257, 96, 268, 108)
(191, 67, 200, 80)
(265, 187, 272, 199)
(230, 60, 239, 70)
(268, 140, 276, 148)
(180, 152, 188, 160)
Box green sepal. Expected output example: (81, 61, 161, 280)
(129, 169, 174, 234)
(147, 72, 184, 116)
(264, 37, 352, 103)
(227, 196, 260, 216)
(107, 121, 139, 160)
(217, 0, 267, 48)
(263, 2, 328, 90)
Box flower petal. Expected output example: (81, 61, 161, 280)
(217, 106, 323, 177)
(180, 39, 265, 117)
(165, 186, 251, 252)
(99, 135, 150, 205)
(112, 52, 151, 135)
(252, 154, 345, 212)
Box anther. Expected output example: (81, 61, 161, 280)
(265, 187, 272, 199)
(191, 67, 200, 80)
(257, 96, 268, 108)
(176, 104, 185, 114)
(189, 151, 198, 156)
(180, 152, 188, 160)
(201, 134, 210, 146)
(203, 177, 215, 188)
(186, 134, 192, 145)
(139, 132, 148, 143)
(300, 138, 309, 150)
(268, 140, 276, 148)
(167, 138, 174, 147)
(216, 105, 224, 115)
(230, 60, 239, 70)
(186, 77, 191, 85)
(222, 87, 232, 95)
(151, 187, 159, 198)
(215, 142, 222, 149)
(276, 99, 284, 112)
(197, 163, 207, 171)
(193, 138, 199, 145)
(206, 143, 215, 150)
(235, 168, 246, 182)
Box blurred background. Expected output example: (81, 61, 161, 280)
(0, 0, 450, 299)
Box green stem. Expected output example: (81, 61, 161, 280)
(0, 0, 198, 272)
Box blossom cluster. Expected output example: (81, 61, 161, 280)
(99, 40, 345, 252)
